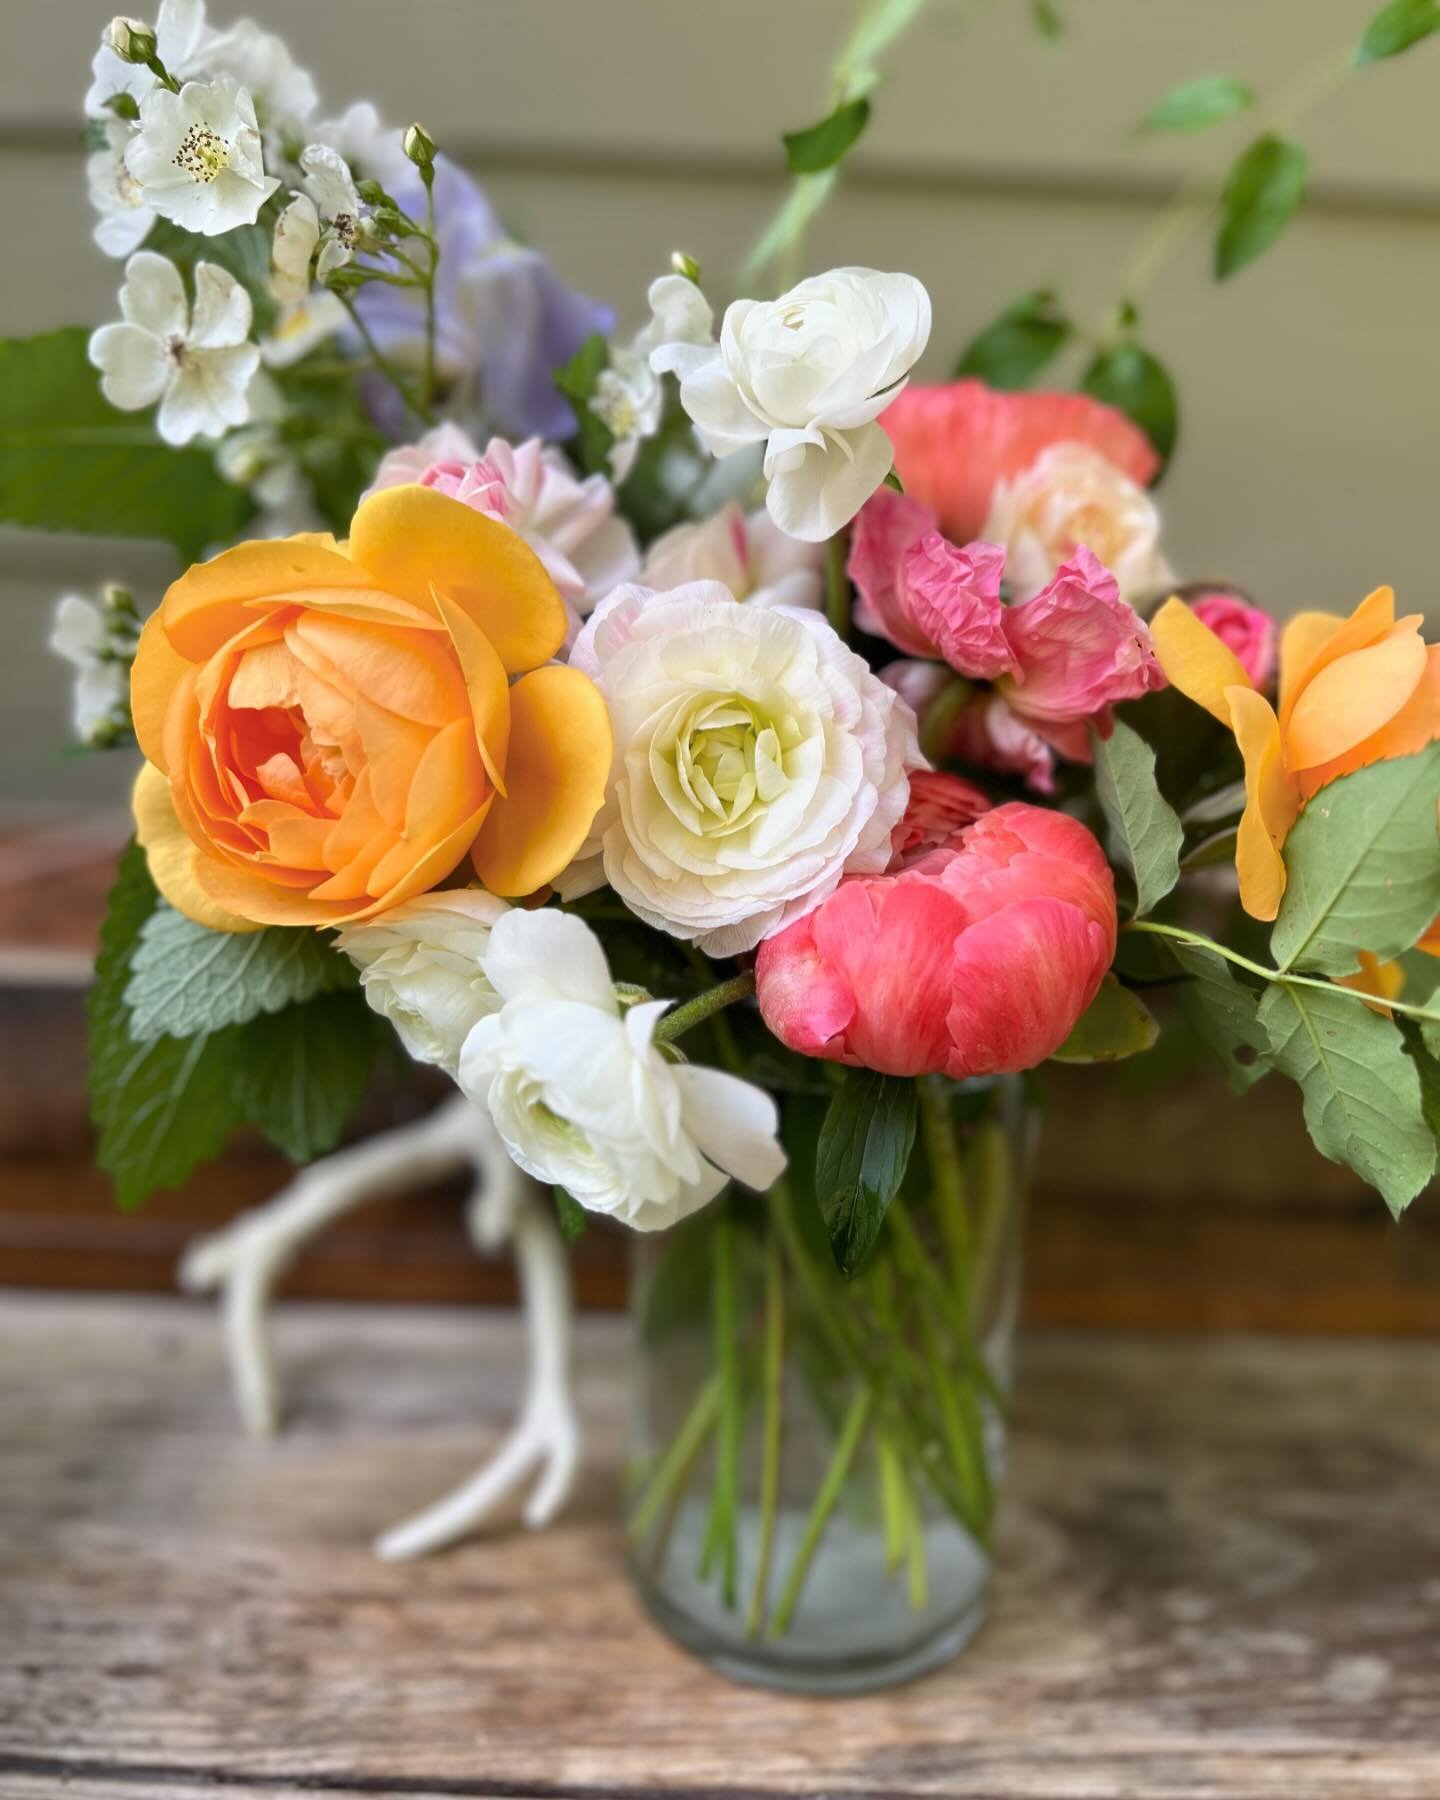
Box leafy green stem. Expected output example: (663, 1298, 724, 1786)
(654, 972, 757, 1044)
(745, 1229, 786, 1638)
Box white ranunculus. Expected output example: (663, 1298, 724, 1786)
(365, 428, 639, 624)
(640, 502, 824, 611)
(336, 891, 512, 1076)
(86, 118, 155, 259)
(125, 75, 279, 235)
(89, 251, 258, 446)
(672, 267, 931, 543)
(457, 909, 786, 1231)
(983, 442, 1176, 607)
(566, 582, 919, 956)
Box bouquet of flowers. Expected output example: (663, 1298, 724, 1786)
(20, 0, 1440, 1692)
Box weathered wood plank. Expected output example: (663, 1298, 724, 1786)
(2, 1295, 1439, 1796)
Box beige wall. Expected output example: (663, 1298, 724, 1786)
(3, 0, 1436, 820)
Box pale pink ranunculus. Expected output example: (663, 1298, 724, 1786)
(365, 426, 638, 620)
(755, 803, 1117, 1079)
(881, 379, 1159, 544)
(889, 769, 991, 868)
(640, 502, 824, 611)
(1186, 590, 1277, 690)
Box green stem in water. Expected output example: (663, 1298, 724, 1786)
(919, 1076, 970, 1310)
(627, 1371, 722, 1545)
(900, 1459, 929, 1613)
(768, 1387, 872, 1638)
(877, 1433, 906, 1576)
(745, 1231, 786, 1638)
(702, 1210, 742, 1606)
(825, 529, 851, 643)
(654, 972, 756, 1044)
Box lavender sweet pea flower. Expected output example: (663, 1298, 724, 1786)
(355, 158, 612, 442)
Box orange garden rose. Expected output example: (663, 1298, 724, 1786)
(1153, 587, 1440, 919)
(130, 484, 612, 930)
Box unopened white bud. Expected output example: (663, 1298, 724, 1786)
(105, 16, 157, 62)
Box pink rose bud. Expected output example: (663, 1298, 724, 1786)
(756, 804, 1117, 1079)
(1186, 589, 1277, 691)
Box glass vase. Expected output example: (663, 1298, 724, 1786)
(625, 1074, 1032, 1695)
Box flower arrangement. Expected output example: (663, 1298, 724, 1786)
(17, 0, 1440, 1692)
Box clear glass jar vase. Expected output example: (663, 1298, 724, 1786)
(626, 1074, 1032, 1695)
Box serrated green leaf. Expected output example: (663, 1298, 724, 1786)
(1079, 342, 1179, 468)
(1092, 718, 1184, 917)
(1258, 981, 1436, 1215)
(1356, 0, 1440, 64)
(1138, 74, 1255, 134)
(955, 290, 1071, 390)
(1051, 974, 1159, 1063)
(125, 905, 355, 1041)
(783, 97, 871, 174)
(0, 329, 254, 556)
(1215, 135, 1308, 280)
(1271, 746, 1440, 977)
(815, 1069, 917, 1277)
(1168, 941, 1270, 1093)
(232, 992, 380, 1163)
(88, 842, 247, 1209)
(554, 1186, 590, 1243)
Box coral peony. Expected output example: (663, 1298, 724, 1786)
(756, 803, 1116, 1078)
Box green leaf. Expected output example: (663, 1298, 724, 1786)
(232, 992, 380, 1163)
(1138, 74, 1255, 134)
(1270, 746, 1440, 977)
(125, 906, 356, 1041)
(0, 329, 254, 557)
(955, 290, 1071, 390)
(1167, 941, 1270, 1093)
(554, 332, 617, 478)
(815, 1069, 917, 1277)
(1258, 981, 1436, 1215)
(1029, 0, 1064, 39)
(1399, 1020, 1440, 1138)
(1215, 135, 1308, 280)
(88, 842, 247, 1209)
(146, 219, 278, 332)
(783, 97, 871, 174)
(1356, 0, 1440, 64)
(1092, 717, 1184, 917)
(553, 1186, 590, 1243)
(1079, 342, 1179, 468)
(1051, 974, 1159, 1063)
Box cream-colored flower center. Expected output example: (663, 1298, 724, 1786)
(173, 122, 232, 183)
(669, 694, 798, 838)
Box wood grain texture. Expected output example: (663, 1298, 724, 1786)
(3, 1294, 1440, 1797)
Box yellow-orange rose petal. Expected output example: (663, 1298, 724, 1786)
(1150, 596, 1253, 724)
(133, 764, 261, 933)
(1284, 626, 1428, 771)
(1227, 684, 1299, 922)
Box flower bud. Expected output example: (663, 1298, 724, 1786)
(354, 177, 389, 207)
(402, 123, 437, 169)
(105, 90, 141, 121)
(101, 582, 138, 624)
(105, 16, 157, 62)
(670, 250, 702, 284)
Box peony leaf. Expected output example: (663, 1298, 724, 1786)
(1092, 717, 1185, 917)
(125, 905, 355, 1042)
(1079, 342, 1179, 468)
(1137, 74, 1255, 134)
(1270, 745, 1440, 978)
(1051, 974, 1160, 1063)
(1258, 980, 1437, 1216)
(1356, 0, 1440, 64)
(955, 290, 1070, 390)
(782, 98, 871, 174)
(0, 328, 254, 558)
(815, 1069, 917, 1278)
(232, 992, 382, 1164)
(1167, 941, 1270, 1093)
(1215, 135, 1308, 280)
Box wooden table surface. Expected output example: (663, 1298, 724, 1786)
(4, 1294, 1440, 1798)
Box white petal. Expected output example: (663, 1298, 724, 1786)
(481, 908, 617, 1012)
(189, 261, 252, 348)
(89, 321, 169, 412)
(300, 143, 362, 222)
(157, 0, 211, 69)
(119, 250, 188, 338)
(93, 203, 156, 259)
(673, 1063, 787, 1192)
(765, 422, 895, 542)
(678, 354, 767, 458)
(50, 595, 107, 665)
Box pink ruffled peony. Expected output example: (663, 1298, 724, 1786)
(880, 380, 1160, 543)
(1187, 590, 1277, 690)
(756, 803, 1117, 1079)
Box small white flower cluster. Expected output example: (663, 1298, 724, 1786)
(50, 584, 143, 746)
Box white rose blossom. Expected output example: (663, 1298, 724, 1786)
(667, 267, 931, 543)
(982, 441, 1176, 606)
(337, 892, 512, 1077)
(201, 18, 317, 139)
(261, 193, 346, 368)
(588, 274, 718, 483)
(299, 144, 377, 277)
(89, 250, 259, 446)
(87, 118, 155, 258)
(125, 74, 279, 235)
(310, 101, 413, 190)
(564, 582, 919, 957)
(84, 0, 209, 118)
(457, 909, 787, 1232)
(50, 592, 139, 745)
(640, 502, 824, 611)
